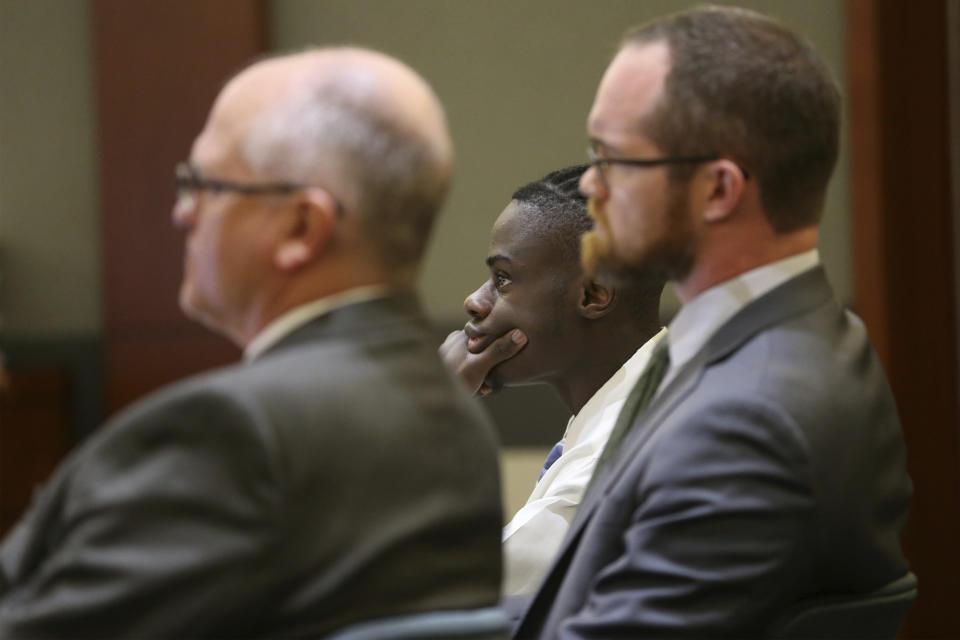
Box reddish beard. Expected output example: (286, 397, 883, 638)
(581, 187, 696, 286)
(580, 198, 615, 279)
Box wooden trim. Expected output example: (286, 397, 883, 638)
(0, 370, 70, 537)
(846, 1, 960, 636)
(949, 0, 960, 411)
(846, 0, 890, 365)
(89, 0, 266, 413)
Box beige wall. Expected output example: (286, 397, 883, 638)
(270, 0, 852, 323)
(267, 0, 853, 519)
(0, 0, 100, 339)
(0, 0, 852, 524)
(501, 446, 552, 521)
(0, 0, 850, 339)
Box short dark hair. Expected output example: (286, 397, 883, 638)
(512, 164, 591, 266)
(512, 164, 663, 320)
(624, 6, 841, 232)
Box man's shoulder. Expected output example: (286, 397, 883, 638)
(86, 315, 493, 485)
(694, 274, 871, 389)
(642, 292, 896, 479)
(723, 296, 883, 407)
(88, 364, 276, 460)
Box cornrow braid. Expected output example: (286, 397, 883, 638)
(512, 164, 588, 206)
(510, 164, 591, 268)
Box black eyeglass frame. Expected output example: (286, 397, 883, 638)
(586, 147, 749, 187)
(174, 162, 344, 214)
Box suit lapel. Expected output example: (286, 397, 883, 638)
(576, 267, 834, 516)
(513, 359, 707, 636)
(517, 267, 836, 635)
(703, 267, 833, 366)
(592, 359, 705, 497)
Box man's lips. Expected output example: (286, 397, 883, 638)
(463, 323, 491, 354)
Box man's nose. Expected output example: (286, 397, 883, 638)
(580, 165, 604, 200)
(464, 284, 492, 321)
(172, 193, 198, 230)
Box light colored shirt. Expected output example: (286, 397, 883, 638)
(501, 327, 668, 596)
(661, 248, 820, 390)
(243, 285, 390, 362)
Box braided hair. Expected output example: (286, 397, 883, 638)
(511, 164, 591, 266)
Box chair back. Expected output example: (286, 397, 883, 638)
(324, 607, 511, 640)
(767, 571, 918, 639)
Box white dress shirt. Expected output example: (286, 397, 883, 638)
(661, 249, 820, 391)
(501, 327, 668, 596)
(244, 285, 390, 362)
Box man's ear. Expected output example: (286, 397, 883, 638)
(698, 159, 747, 224)
(275, 187, 339, 271)
(578, 278, 616, 319)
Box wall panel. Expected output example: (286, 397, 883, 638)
(90, 0, 266, 413)
(847, 1, 960, 636)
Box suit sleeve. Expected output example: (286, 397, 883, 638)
(0, 386, 283, 639)
(559, 398, 815, 639)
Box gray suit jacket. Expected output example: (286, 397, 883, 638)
(0, 293, 503, 639)
(515, 268, 912, 639)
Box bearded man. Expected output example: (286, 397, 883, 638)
(515, 7, 912, 638)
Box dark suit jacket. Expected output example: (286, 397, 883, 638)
(0, 293, 503, 639)
(516, 268, 912, 639)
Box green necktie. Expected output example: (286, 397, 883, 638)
(585, 337, 671, 493)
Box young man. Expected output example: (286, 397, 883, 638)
(516, 7, 912, 638)
(441, 165, 664, 596)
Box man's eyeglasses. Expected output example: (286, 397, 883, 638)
(586, 147, 749, 189)
(174, 163, 343, 214)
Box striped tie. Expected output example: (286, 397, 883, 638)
(585, 338, 670, 493)
(537, 442, 564, 482)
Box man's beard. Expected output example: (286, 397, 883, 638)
(581, 199, 618, 281)
(581, 189, 696, 286)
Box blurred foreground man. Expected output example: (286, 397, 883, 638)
(516, 7, 912, 639)
(0, 48, 502, 638)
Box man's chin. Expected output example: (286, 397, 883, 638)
(179, 289, 225, 337)
(485, 362, 543, 394)
(484, 361, 519, 394)
(582, 230, 683, 287)
(178, 286, 203, 323)
(582, 231, 636, 286)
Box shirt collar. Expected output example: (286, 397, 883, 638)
(244, 284, 391, 362)
(666, 248, 820, 374)
(563, 327, 668, 449)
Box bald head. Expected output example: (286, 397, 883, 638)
(201, 47, 454, 281)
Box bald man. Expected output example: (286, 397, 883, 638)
(0, 49, 502, 638)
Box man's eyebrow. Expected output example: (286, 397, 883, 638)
(486, 254, 510, 267)
(589, 137, 620, 155)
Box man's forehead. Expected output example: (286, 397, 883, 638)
(490, 201, 535, 244)
(189, 115, 247, 176)
(190, 63, 291, 173)
(488, 202, 558, 270)
(587, 41, 670, 143)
